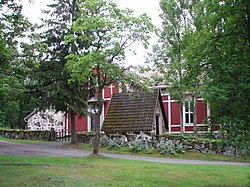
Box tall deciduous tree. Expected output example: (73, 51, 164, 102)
(65, 0, 155, 154)
(150, 0, 194, 134)
(184, 0, 250, 151)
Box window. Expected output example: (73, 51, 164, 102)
(89, 102, 98, 132)
(90, 113, 97, 131)
(184, 98, 194, 124)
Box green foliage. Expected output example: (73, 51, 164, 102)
(65, 0, 155, 86)
(183, 0, 250, 149)
(108, 138, 124, 149)
(27, 0, 94, 115)
(99, 135, 126, 149)
(130, 139, 146, 153)
(66, 0, 155, 153)
(148, 0, 198, 134)
(99, 135, 110, 147)
(157, 140, 185, 155)
(219, 117, 250, 156)
(0, 0, 37, 128)
(150, 0, 249, 147)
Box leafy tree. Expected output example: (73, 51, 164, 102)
(149, 0, 194, 134)
(66, 0, 155, 154)
(184, 0, 250, 151)
(181, 0, 208, 135)
(28, 0, 95, 143)
(0, 0, 35, 128)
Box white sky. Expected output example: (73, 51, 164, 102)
(22, 0, 162, 66)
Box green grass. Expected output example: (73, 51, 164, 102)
(67, 143, 250, 163)
(0, 155, 249, 187)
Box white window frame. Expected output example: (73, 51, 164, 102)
(184, 98, 194, 126)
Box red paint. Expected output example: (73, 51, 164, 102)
(162, 95, 168, 101)
(104, 101, 110, 117)
(163, 102, 168, 119)
(185, 126, 193, 131)
(171, 127, 181, 132)
(197, 100, 207, 124)
(104, 86, 111, 99)
(112, 83, 119, 94)
(68, 113, 88, 133)
(171, 102, 180, 125)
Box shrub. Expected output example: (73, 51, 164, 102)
(130, 139, 146, 153)
(157, 140, 185, 155)
(100, 135, 109, 147)
(108, 138, 123, 148)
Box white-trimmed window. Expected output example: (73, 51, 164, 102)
(184, 98, 194, 124)
(90, 113, 97, 131)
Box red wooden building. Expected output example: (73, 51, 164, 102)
(65, 84, 211, 134)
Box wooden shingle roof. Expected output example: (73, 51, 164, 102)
(102, 89, 167, 134)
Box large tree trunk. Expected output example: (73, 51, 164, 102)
(180, 99, 184, 135)
(93, 112, 101, 155)
(93, 86, 103, 155)
(193, 96, 198, 136)
(70, 111, 77, 144)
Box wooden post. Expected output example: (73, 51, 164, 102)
(50, 128, 55, 141)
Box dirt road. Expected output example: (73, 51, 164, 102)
(0, 140, 249, 166)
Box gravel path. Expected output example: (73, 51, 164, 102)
(0, 140, 90, 157)
(0, 140, 249, 166)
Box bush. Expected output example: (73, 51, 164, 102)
(100, 135, 109, 147)
(100, 135, 127, 149)
(108, 137, 125, 148)
(130, 139, 145, 152)
(157, 140, 185, 155)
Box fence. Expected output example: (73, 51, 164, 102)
(55, 129, 71, 141)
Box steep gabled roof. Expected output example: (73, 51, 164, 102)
(102, 89, 167, 134)
(24, 110, 36, 122)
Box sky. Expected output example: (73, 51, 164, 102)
(22, 0, 162, 66)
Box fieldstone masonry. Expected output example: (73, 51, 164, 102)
(76, 133, 245, 156)
(0, 129, 57, 141)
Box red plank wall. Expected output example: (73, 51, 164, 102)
(104, 86, 111, 99)
(68, 114, 88, 132)
(197, 100, 207, 124)
(104, 101, 110, 117)
(171, 102, 180, 125)
(68, 84, 210, 133)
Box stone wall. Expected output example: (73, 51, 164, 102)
(77, 132, 244, 156)
(0, 129, 57, 141)
(77, 132, 95, 143)
(157, 134, 245, 156)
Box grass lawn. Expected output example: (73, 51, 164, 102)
(0, 155, 249, 187)
(68, 143, 250, 163)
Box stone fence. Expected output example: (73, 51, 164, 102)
(0, 129, 57, 141)
(77, 132, 244, 156)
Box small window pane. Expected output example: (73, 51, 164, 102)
(190, 113, 194, 123)
(185, 113, 189, 123)
(185, 102, 189, 112)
